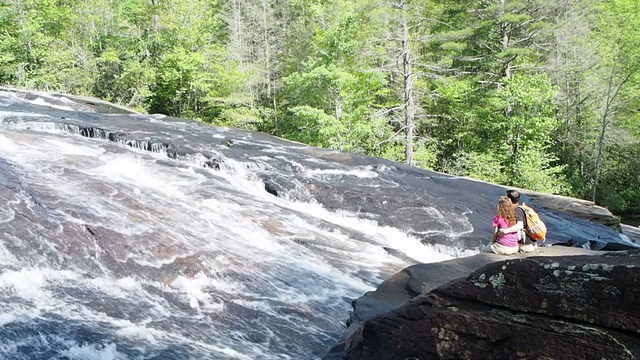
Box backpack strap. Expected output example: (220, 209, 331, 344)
(515, 204, 527, 227)
(515, 204, 531, 242)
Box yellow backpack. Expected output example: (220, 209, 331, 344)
(517, 203, 547, 241)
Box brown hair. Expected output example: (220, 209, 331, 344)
(497, 196, 517, 226)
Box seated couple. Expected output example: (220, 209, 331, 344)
(484, 190, 538, 255)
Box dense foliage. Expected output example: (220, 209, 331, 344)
(1, 0, 638, 214)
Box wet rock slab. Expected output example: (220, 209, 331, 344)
(1, 88, 636, 254)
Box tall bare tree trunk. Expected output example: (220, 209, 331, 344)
(262, 0, 271, 99)
(592, 56, 617, 203)
(591, 50, 637, 203)
(150, 0, 159, 32)
(592, 110, 608, 203)
(400, 0, 415, 166)
(498, 0, 518, 165)
(500, 0, 512, 80)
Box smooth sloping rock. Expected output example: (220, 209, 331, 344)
(622, 224, 640, 243)
(521, 189, 620, 229)
(344, 251, 640, 360)
(1, 88, 635, 253)
(324, 246, 601, 359)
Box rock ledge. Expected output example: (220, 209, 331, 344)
(341, 249, 640, 359)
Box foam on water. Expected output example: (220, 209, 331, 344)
(90, 155, 196, 199)
(28, 96, 79, 112)
(43, 138, 106, 157)
(0, 134, 19, 153)
(0, 241, 18, 265)
(0, 110, 51, 123)
(304, 168, 379, 179)
(171, 273, 226, 311)
(279, 201, 458, 264)
(61, 343, 126, 360)
(0, 117, 69, 136)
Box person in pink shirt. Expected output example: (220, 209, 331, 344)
(484, 195, 519, 255)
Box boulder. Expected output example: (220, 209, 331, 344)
(324, 246, 596, 359)
(342, 250, 640, 360)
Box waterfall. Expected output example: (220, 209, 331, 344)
(0, 90, 477, 359)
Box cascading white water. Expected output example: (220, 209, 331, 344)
(0, 91, 477, 359)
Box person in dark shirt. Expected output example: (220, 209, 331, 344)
(498, 189, 537, 253)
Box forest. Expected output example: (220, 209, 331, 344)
(0, 0, 638, 217)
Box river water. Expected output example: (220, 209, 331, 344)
(0, 90, 480, 359)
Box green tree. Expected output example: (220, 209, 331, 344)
(589, 0, 640, 203)
(273, 0, 398, 155)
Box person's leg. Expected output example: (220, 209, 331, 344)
(521, 237, 538, 253)
(481, 244, 495, 253)
(522, 242, 538, 253)
(491, 243, 519, 255)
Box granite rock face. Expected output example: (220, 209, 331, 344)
(343, 251, 640, 360)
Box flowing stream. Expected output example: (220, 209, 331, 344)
(0, 90, 477, 359)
